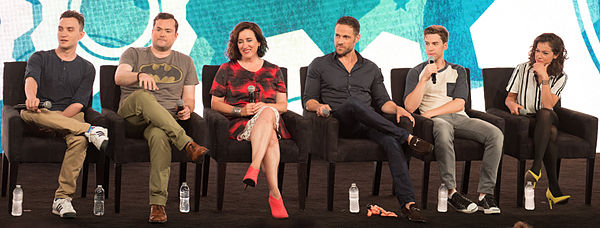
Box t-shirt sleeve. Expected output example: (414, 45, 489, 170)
(403, 67, 420, 101)
(118, 47, 138, 70)
(506, 63, 524, 94)
(551, 73, 567, 97)
(275, 68, 286, 93)
(24, 52, 43, 83)
(210, 64, 228, 98)
(71, 62, 95, 108)
(184, 56, 199, 86)
(451, 66, 469, 101)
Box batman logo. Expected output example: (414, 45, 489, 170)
(139, 63, 183, 83)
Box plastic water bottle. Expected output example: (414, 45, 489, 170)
(11, 185, 23, 216)
(349, 183, 359, 213)
(437, 183, 448, 212)
(180, 182, 190, 213)
(94, 185, 105, 216)
(525, 181, 535, 210)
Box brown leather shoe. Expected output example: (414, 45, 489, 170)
(400, 204, 427, 223)
(149, 204, 167, 223)
(185, 141, 209, 162)
(408, 136, 433, 154)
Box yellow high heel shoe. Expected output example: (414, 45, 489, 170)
(546, 189, 571, 209)
(525, 169, 541, 188)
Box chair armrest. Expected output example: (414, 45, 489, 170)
(187, 112, 209, 148)
(466, 109, 505, 133)
(555, 107, 598, 151)
(303, 110, 339, 161)
(101, 108, 126, 158)
(486, 107, 530, 154)
(2, 106, 24, 160)
(411, 113, 434, 143)
(381, 113, 414, 132)
(84, 107, 108, 127)
(203, 108, 231, 160)
(281, 111, 310, 162)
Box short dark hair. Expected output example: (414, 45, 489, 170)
(424, 25, 449, 43)
(153, 12, 178, 32)
(226, 22, 268, 61)
(60, 10, 84, 31)
(529, 33, 568, 76)
(336, 16, 360, 34)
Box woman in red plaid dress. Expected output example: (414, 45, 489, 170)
(210, 22, 290, 219)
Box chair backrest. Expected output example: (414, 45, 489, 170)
(201, 64, 288, 109)
(3, 62, 28, 106)
(99, 65, 120, 112)
(481, 67, 561, 111)
(3, 61, 94, 108)
(390, 68, 472, 111)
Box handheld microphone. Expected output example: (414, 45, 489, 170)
(519, 108, 529, 116)
(176, 99, 185, 112)
(322, 108, 330, 117)
(248, 85, 256, 103)
(428, 56, 437, 84)
(14, 101, 52, 110)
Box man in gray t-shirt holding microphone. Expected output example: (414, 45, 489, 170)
(114, 12, 207, 223)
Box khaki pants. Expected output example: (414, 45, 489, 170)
(117, 90, 192, 205)
(20, 109, 90, 200)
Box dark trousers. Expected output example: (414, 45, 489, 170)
(332, 97, 415, 206)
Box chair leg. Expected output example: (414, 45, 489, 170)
(517, 160, 525, 207)
(297, 162, 307, 210)
(7, 162, 19, 213)
(81, 159, 89, 198)
(1, 154, 8, 197)
(586, 157, 595, 205)
(556, 158, 562, 181)
(278, 162, 285, 191)
(372, 161, 382, 196)
(104, 157, 110, 200)
(494, 158, 502, 204)
(421, 161, 430, 209)
(216, 162, 226, 211)
(115, 163, 122, 213)
(202, 155, 210, 197)
(194, 162, 202, 212)
(305, 154, 312, 197)
(179, 162, 187, 189)
(94, 158, 105, 199)
(461, 161, 471, 195)
(327, 163, 336, 211)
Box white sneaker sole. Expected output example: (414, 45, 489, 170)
(478, 206, 501, 214)
(449, 203, 478, 214)
(52, 209, 76, 218)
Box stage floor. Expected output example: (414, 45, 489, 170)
(1, 154, 600, 227)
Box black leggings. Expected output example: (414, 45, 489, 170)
(529, 108, 562, 195)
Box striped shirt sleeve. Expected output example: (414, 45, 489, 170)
(550, 72, 567, 97)
(506, 63, 525, 94)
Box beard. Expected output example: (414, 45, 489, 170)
(336, 46, 353, 57)
(153, 42, 173, 52)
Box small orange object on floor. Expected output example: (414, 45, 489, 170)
(366, 204, 398, 217)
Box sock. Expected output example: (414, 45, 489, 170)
(478, 194, 485, 201)
(449, 190, 456, 198)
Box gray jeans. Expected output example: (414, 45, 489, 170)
(432, 113, 503, 195)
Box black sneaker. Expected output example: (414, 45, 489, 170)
(448, 192, 477, 213)
(477, 194, 501, 214)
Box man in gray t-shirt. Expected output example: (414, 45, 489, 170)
(114, 12, 207, 223)
(404, 25, 503, 215)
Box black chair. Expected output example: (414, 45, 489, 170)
(482, 67, 597, 206)
(390, 68, 504, 209)
(299, 66, 413, 211)
(1, 61, 109, 213)
(201, 65, 309, 211)
(99, 65, 207, 213)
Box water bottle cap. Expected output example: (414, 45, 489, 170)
(16, 185, 21, 188)
(182, 182, 187, 186)
(351, 183, 356, 187)
(97, 185, 102, 187)
(441, 183, 445, 186)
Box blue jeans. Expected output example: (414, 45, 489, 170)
(332, 97, 415, 206)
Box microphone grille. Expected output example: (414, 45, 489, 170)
(176, 99, 184, 107)
(248, 85, 256, 93)
(428, 56, 435, 63)
(43, 101, 52, 109)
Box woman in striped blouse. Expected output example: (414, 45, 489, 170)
(504, 33, 569, 209)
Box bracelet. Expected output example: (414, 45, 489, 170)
(232, 106, 242, 116)
(541, 80, 549, 85)
(136, 72, 142, 82)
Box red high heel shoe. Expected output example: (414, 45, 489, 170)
(243, 166, 259, 190)
(268, 195, 289, 219)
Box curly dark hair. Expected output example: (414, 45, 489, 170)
(60, 10, 84, 31)
(529, 33, 568, 76)
(226, 22, 268, 61)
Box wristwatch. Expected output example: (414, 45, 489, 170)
(541, 80, 549, 85)
(232, 106, 242, 116)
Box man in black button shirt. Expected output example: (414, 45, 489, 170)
(303, 16, 432, 223)
(20, 10, 108, 219)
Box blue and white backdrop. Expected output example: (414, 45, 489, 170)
(1, 0, 599, 152)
